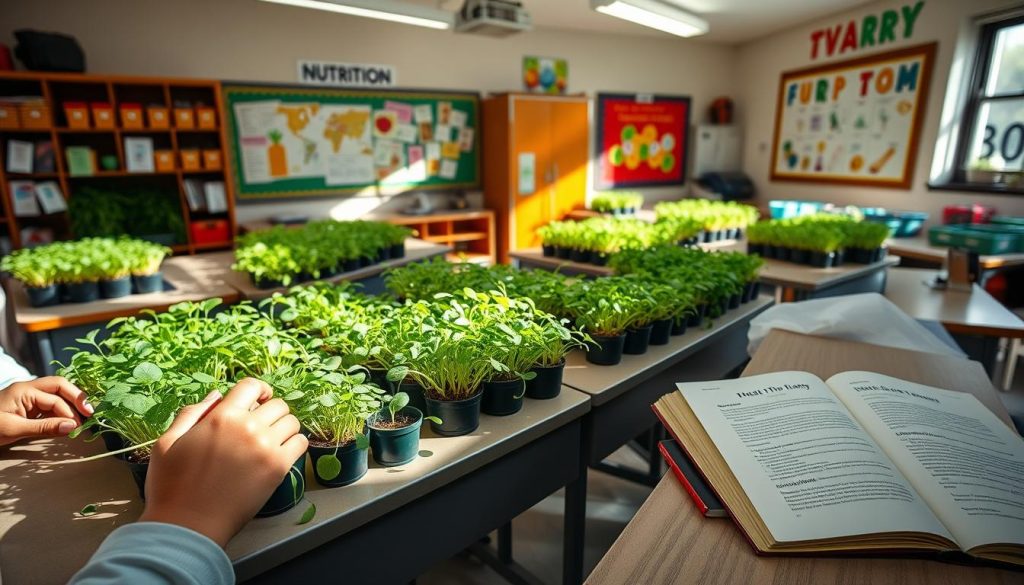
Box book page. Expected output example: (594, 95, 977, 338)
(828, 371, 1024, 552)
(679, 371, 953, 543)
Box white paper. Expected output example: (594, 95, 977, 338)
(413, 104, 433, 124)
(518, 152, 535, 195)
(183, 179, 205, 211)
(8, 181, 40, 217)
(440, 159, 458, 179)
(458, 127, 475, 152)
(406, 145, 427, 182)
(372, 110, 398, 139)
(374, 140, 401, 167)
(34, 181, 66, 214)
(384, 100, 413, 124)
(204, 181, 228, 214)
(449, 109, 467, 129)
(5, 140, 33, 173)
(394, 123, 418, 143)
(437, 101, 452, 125)
(321, 104, 374, 186)
(434, 124, 452, 143)
(124, 137, 155, 173)
(425, 141, 441, 161)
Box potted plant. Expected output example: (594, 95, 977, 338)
(125, 239, 172, 293)
(368, 392, 439, 467)
(1, 247, 60, 307)
(525, 310, 590, 399)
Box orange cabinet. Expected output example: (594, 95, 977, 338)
(482, 94, 588, 264)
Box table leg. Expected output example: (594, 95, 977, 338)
(563, 420, 589, 585)
(498, 522, 513, 564)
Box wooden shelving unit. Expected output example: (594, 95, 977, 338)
(379, 210, 496, 265)
(0, 72, 236, 253)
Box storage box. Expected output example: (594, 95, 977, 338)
(180, 149, 201, 171)
(63, 101, 90, 129)
(19, 101, 51, 128)
(190, 219, 230, 246)
(90, 102, 115, 129)
(928, 225, 1019, 255)
(154, 149, 175, 172)
(119, 103, 144, 129)
(942, 204, 996, 225)
(195, 106, 216, 129)
(147, 106, 169, 129)
(174, 107, 195, 129)
(202, 149, 221, 170)
(0, 102, 18, 129)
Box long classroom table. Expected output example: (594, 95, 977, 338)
(0, 386, 589, 584)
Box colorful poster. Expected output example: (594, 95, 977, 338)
(770, 43, 935, 189)
(594, 93, 690, 189)
(523, 56, 568, 95)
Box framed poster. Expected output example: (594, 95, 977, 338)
(594, 93, 690, 189)
(770, 43, 936, 189)
(523, 56, 568, 94)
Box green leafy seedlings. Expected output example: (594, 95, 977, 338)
(654, 200, 760, 233)
(590, 191, 644, 214)
(0, 237, 171, 288)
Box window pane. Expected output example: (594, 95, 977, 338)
(986, 22, 1024, 95)
(966, 98, 1024, 171)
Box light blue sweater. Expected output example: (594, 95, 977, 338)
(69, 522, 233, 585)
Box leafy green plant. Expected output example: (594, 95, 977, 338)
(654, 200, 760, 231)
(590, 191, 643, 213)
(1, 237, 173, 286)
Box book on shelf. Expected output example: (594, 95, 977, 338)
(34, 141, 55, 173)
(183, 178, 205, 212)
(34, 181, 67, 214)
(654, 370, 1024, 568)
(6, 139, 33, 173)
(8, 180, 40, 217)
(204, 181, 227, 214)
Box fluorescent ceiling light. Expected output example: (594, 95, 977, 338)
(591, 0, 709, 38)
(259, 0, 454, 30)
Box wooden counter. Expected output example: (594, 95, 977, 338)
(887, 236, 1024, 270)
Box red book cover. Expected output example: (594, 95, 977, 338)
(659, 439, 727, 518)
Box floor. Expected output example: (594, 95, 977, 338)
(420, 342, 1024, 585)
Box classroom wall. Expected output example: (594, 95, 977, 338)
(736, 0, 1024, 223)
(3, 0, 739, 223)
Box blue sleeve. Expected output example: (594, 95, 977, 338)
(69, 522, 234, 585)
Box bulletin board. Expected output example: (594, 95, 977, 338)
(770, 43, 936, 189)
(594, 93, 690, 189)
(223, 83, 480, 201)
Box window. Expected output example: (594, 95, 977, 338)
(957, 15, 1024, 185)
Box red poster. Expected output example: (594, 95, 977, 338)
(595, 93, 690, 189)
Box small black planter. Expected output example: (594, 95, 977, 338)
(728, 293, 741, 310)
(256, 455, 307, 516)
(369, 406, 422, 467)
(776, 247, 792, 262)
(702, 231, 713, 243)
(686, 303, 708, 327)
(555, 246, 572, 260)
(378, 246, 392, 262)
(390, 242, 406, 259)
(591, 253, 609, 266)
(102, 430, 129, 460)
(425, 391, 483, 437)
(342, 258, 361, 272)
(320, 265, 339, 278)
(623, 324, 653, 355)
(671, 317, 689, 336)
(762, 245, 776, 259)
(481, 378, 526, 416)
(133, 272, 164, 294)
(542, 244, 555, 257)
(649, 318, 672, 345)
(128, 460, 149, 499)
(66, 281, 100, 303)
(586, 333, 626, 366)
(525, 360, 564, 399)
(833, 249, 845, 266)
(359, 256, 374, 268)
(308, 440, 368, 487)
(727, 228, 740, 240)
(694, 230, 706, 243)
(875, 247, 887, 263)
(569, 248, 591, 264)
(809, 250, 837, 268)
(741, 281, 756, 303)
(255, 276, 285, 290)
(100, 276, 132, 299)
(747, 243, 763, 256)
(751, 281, 761, 299)
(789, 249, 810, 265)
(26, 284, 59, 307)
(398, 379, 427, 413)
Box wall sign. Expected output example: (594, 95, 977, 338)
(297, 60, 396, 88)
(594, 93, 690, 189)
(770, 43, 936, 190)
(809, 1, 924, 60)
(523, 56, 568, 94)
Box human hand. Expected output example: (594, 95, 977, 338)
(0, 376, 93, 447)
(139, 378, 307, 548)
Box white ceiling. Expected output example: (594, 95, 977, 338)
(414, 0, 876, 44)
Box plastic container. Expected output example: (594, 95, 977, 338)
(943, 204, 996, 225)
(861, 208, 929, 238)
(90, 102, 115, 129)
(174, 107, 195, 129)
(63, 101, 90, 129)
(928, 225, 1018, 255)
(190, 219, 230, 245)
(769, 200, 824, 219)
(147, 106, 169, 129)
(119, 103, 144, 129)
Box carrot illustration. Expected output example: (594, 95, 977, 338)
(869, 146, 896, 174)
(268, 129, 288, 177)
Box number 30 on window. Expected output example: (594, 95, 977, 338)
(979, 123, 1024, 163)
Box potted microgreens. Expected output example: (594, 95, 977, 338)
(524, 308, 590, 399)
(367, 392, 440, 467)
(1, 247, 60, 307)
(127, 240, 172, 294)
(93, 239, 134, 299)
(565, 277, 650, 366)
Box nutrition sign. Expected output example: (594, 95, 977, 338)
(770, 43, 936, 189)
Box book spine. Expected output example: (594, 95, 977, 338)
(658, 441, 710, 516)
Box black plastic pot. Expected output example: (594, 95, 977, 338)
(390, 242, 406, 259)
(649, 318, 672, 345)
(752, 281, 761, 299)
(587, 333, 625, 365)
(569, 248, 591, 264)
(101, 430, 129, 460)
(542, 244, 555, 257)
(525, 360, 564, 399)
(100, 276, 132, 299)
(255, 276, 284, 290)
(308, 440, 368, 487)
(591, 253, 609, 266)
(133, 272, 164, 294)
(320, 265, 339, 278)
(555, 246, 572, 260)
(369, 406, 422, 467)
(741, 281, 755, 303)
(342, 258, 360, 272)
(809, 251, 837, 268)
(481, 378, 525, 416)
(128, 460, 149, 500)
(378, 246, 392, 262)
(398, 379, 427, 413)
(671, 316, 689, 336)
(728, 293, 741, 310)
(834, 249, 846, 266)
(359, 256, 374, 268)
(789, 249, 809, 265)
(623, 324, 653, 355)
(26, 284, 59, 307)
(747, 243, 763, 256)
(776, 247, 792, 262)
(256, 455, 307, 516)
(686, 303, 708, 327)
(66, 281, 100, 303)
(425, 390, 482, 437)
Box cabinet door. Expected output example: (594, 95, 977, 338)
(511, 97, 552, 251)
(548, 100, 589, 222)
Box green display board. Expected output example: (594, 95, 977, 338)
(223, 84, 480, 201)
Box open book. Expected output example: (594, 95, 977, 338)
(654, 371, 1024, 568)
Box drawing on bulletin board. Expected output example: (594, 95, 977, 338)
(594, 93, 690, 189)
(222, 84, 480, 200)
(770, 43, 936, 189)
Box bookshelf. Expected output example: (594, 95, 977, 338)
(380, 210, 496, 265)
(0, 72, 236, 254)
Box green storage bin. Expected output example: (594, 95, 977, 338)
(928, 226, 963, 247)
(928, 225, 1020, 254)
(992, 216, 1024, 227)
(964, 224, 1024, 252)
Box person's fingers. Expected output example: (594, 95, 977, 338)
(220, 378, 273, 411)
(267, 413, 300, 446)
(31, 377, 93, 416)
(251, 398, 290, 426)
(0, 414, 77, 440)
(280, 433, 309, 468)
(25, 389, 80, 423)
(154, 391, 221, 455)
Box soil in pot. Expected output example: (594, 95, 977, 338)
(398, 379, 427, 413)
(671, 316, 688, 336)
(525, 360, 564, 399)
(541, 244, 555, 257)
(649, 318, 672, 345)
(66, 281, 100, 303)
(425, 391, 483, 437)
(101, 276, 133, 299)
(369, 407, 423, 467)
(308, 439, 368, 488)
(132, 272, 164, 294)
(587, 333, 626, 365)
(390, 242, 406, 259)
(686, 304, 708, 327)
(624, 324, 653, 355)
(26, 284, 59, 307)
(481, 378, 525, 416)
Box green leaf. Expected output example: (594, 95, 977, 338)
(267, 339, 282, 357)
(279, 308, 298, 322)
(318, 393, 338, 407)
(424, 416, 443, 425)
(316, 454, 341, 481)
(80, 504, 98, 516)
(132, 362, 162, 384)
(355, 433, 369, 450)
(282, 390, 304, 401)
(298, 501, 316, 525)
(122, 394, 157, 415)
(386, 365, 409, 383)
(191, 372, 217, 384)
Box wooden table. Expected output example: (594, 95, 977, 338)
(8, 253, 239, 374)
(220, 238, 452, 301)
(888, 236, 1024, 271)
(586, 330, 1020, 585)
(0, 386, 590, 585)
